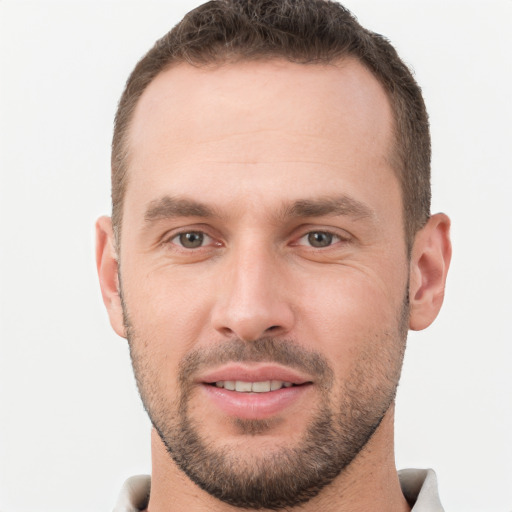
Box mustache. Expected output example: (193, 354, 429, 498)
(178, 337, 334, 387)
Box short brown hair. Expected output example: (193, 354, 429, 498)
(112, 0, 431, 247)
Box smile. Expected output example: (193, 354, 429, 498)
(197, 364, 314, 419)
(212, 380, 295, 392)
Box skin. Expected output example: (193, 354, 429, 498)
(96, 58, 451, 511)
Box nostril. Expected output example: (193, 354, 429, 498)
(219, 327, 235, 337)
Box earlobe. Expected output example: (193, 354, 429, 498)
(408, 213, 452, 331)
(95, 216, 126, 338)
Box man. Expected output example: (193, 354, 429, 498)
(96, 0, 451, 510)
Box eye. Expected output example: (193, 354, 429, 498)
(298, 231, 342, 248)
(171, 231, 212, 249)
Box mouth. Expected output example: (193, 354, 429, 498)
(198, 364, 313, 420)
(208, 380, 298, 392)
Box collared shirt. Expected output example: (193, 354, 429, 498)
(113, 468, 444, 512)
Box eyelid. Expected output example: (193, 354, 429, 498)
(171, 231, 213, 248)
(297, 231, 339, 247)
(291, 227, 353, 247)
(160, 225, 222, 249)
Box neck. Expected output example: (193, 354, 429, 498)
(147, 404, 410, 512)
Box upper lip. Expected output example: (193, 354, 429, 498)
(198, 363, 312, 385)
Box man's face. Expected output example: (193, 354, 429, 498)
(118, 59, 410, 508)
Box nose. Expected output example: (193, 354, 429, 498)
(211, 244, 295, 342)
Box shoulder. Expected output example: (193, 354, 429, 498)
(398, 468, 444, 512)
(112, 475, 151, 512)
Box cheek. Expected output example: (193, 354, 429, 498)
(295, 266, 407, 371)
(300, 265, 405, 331)
(121, 264, 215, 372)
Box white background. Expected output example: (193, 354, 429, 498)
(0, 1, 511, 511)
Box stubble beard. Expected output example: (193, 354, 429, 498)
(123, 297, 409, 510)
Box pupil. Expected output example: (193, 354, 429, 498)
(308, 232, 332, 247)
(180, 232, 203, 248)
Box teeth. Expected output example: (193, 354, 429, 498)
(270, 380, 282, 391)
(214, 380, 294, 392)
(252, 381, 271, 393)
(224, 381, 236, 391)
(235, 381, 253, 392)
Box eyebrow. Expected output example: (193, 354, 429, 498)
(282, 195, 374, 221)
(144, 196, 218, 222)
(143, 194, 374, 224)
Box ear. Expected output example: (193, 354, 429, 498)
(408, 213, 452, 331)
(95, 216, 126, 338)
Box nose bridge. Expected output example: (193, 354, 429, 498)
(233, 242, 275, 304)
(212, 237, 294, 341)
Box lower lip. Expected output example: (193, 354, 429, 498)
(201, 384, 311, 420)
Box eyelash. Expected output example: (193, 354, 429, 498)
(295, 231, 345, 249)
(164, 229, 348, 250)
(167, 231, 216, 249)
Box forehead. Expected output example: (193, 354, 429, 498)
(128, 57, 394, 162)
(124, 58, 397, 224)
